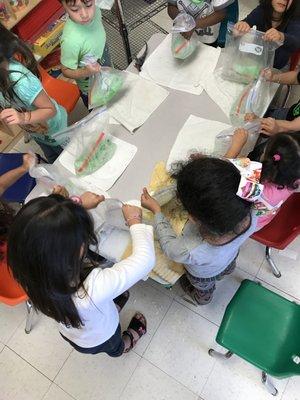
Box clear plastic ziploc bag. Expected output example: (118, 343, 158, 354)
(229, 70, 280, 126)
(214, 120, 261, 157)
(171, 12, 197, 60)
(74, 110, 117, 177)
(216, 23, 280, 84)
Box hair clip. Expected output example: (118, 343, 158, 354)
(273, 154, 281, 162)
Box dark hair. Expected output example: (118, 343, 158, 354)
(7, 195, 98, 328)
(60, 0, 93, 5)
(172, 156, 252, 237)
(261, 132, 300, 190)
(0, 200, 14, 260)
(259, 0, 300, 30)
(0, 23, 40, 107)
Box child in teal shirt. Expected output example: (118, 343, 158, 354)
(60, 0, 111, 108)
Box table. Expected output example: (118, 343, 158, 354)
(27, 33, 231, 203)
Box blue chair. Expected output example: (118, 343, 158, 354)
(0, 153, 36, 203)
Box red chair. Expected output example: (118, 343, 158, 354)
(251, 193, 300, 278)
(38, 65, 80, 113)
(0, 243, 34, 333)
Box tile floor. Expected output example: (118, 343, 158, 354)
(2, 1, 300, 399)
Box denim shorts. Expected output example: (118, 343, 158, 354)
(60, 324, 124, 357)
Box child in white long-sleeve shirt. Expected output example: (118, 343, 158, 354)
(8, 195, 155, 356)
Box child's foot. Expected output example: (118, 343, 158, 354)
(114, 291, 130, 313)
(122, 312, 147, 352)
(179, 275, 213, 306)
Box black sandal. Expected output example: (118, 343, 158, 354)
(122, 312, 147, 352)
(114, 291, 130, 311)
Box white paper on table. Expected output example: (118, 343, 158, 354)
(140, 33, 221, 95)
(58, 135, 137, 191)
(108, 71, 169, 133)
(167, 115, 231, 170)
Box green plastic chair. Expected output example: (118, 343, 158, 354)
(209, 280, 300, 396)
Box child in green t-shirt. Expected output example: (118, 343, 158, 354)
(60, 0, 111, 108)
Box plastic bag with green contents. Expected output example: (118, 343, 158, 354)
(171, 33, 197, 59)
(215, 23, 280, 84)
(89, 67, 125, 109)
(74, 110, 117, 176)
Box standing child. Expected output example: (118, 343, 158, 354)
(8, 196, 155, 356)
(167, 0, 239, 47)
(225, 129, 300, 230)
(141, 156, 257, 305)
(60, 0, 111, 109)
(234, 0, 300, 69)
(0, 35, 68, 163)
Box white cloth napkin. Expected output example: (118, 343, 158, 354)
(167, 115, 231, 170)
(58, 132, 137, 192)
(108, 71, 169, 133)
(140, 34, 221, 95)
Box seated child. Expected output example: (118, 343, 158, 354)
(235, 0, 300, 69)
(141, 156, 257, 305)
(60, 0, 111, 109)
(167, 0, 239, 47)
(8, 196, 155, 356)
(226, 129, 300, 230)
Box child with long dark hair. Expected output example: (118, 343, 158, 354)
(0, 25, 67, 163)
(8, 196, 155, 356)
(234, 0, 300, 69)
(226, 130, 300, 230)
(141, 156, 257, 306)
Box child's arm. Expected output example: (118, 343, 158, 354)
(261, 117, 300, 135)
(267, 70, 299, 86)
(167, 3, 180, 20)
(224, 128, 248, 159)
(61, 62, 101, 80)
(0, 153, 35, 196)
(0, 91, 56, 128)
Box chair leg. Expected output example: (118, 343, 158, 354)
(262, 371, 278, 396)
(25, 300, 34, 334)
(208, 348, 233, 360)
(265, 247, 281, 278)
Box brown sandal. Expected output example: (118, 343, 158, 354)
(122, 312, 147, 352)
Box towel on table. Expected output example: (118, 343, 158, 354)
(167, 115, 231, 170)
(140, 34, 221, 95)
(108, 71, 169, 133)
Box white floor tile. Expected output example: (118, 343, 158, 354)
(43, 384, 74, 400)
(257, 252, 300, 300)
(12, 138, 44, 157)
(282, 377, 300, 400)
(201, 354, 288, 400)
(256, 278, 299, 304)
(0, 303, 26, 344)
(174, 268, 254, 326)
(119, 280, 172, 355)
(144, 302, 218, 395)
(0, 347, 51, 400)
(8, 314, 73, 381)
(55, 349, 140, 400)
(120, 358, 198, 400)
(0, 342, 4, 353)
(237, 239, 265, 276)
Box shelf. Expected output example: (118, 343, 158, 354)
(3, 0, 43, 30)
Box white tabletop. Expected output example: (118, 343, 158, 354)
(28, 33, 230, 202)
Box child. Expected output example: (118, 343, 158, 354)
(60, 0, 111, 109)
(168, 0, 239, 47)
(234, 0, 300, 69)
(225, 129, 300, 230)
(0, 34, 68, 163)
(8, 196, 155, 356)
(141, 156, 257, 305)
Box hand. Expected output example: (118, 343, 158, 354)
(141, 187, 161, 214)
(260, 117, 279, 135)
(263, 28, 284, 43)
(84, 62, 101, 76)
(52, 185, 69, 198)
(122, 204, 142, 226)
(244, 112, 258, 122)
(234, 21, 251, 34)
(80, 192, 105, 209)
(0, 108, 25, 125)
(22, 153, 36, 171)
(232, 128, 248, 147)
(261, 68, 274, 82)
(181, 28, 195, 40)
